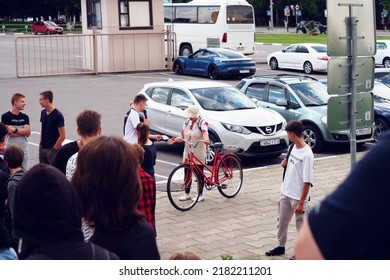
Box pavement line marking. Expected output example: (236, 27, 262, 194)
(314, 156, 338, 161)
(243, 166, 268, 172)
(156, 159, 179, 166)
(155, 174, 169, 179)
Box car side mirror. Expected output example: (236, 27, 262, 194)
(250, 97, 259, 106)
(275, 98, 288, 107)
(179, 103, 193, 110)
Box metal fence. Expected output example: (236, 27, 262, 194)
(15, 29, 173, 78)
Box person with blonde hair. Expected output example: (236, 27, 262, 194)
(167, 105, 210, 202)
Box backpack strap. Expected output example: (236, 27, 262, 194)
(282, 143, 294, 181)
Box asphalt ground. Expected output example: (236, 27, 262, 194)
(0, 31, 375, 260)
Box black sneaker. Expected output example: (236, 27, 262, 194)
(265, 246, 285, 256)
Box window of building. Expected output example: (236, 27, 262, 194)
(119, 0, 153, 29)
(87, 0, 102, 28)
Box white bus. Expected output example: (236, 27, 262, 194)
(164, 0, 255, 56)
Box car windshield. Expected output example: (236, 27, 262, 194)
(191, 86, 256, 111)
(311, 45, 327, 53)
(289, 82, 329, 106)
(45, 21, 57, 26)
(372, 82, 390, 101)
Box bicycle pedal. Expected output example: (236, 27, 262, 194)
(219, 184, 227, 189)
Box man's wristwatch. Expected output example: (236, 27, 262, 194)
(13, 128, 18, 133)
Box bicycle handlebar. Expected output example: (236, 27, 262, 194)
(181, 139, 206, 148)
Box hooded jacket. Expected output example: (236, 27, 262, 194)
(13, 164, 117, 260)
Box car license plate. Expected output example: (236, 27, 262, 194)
(239, 70, 250, 73)
(260, 139, 280, 146)
(356, 127, 372, 136)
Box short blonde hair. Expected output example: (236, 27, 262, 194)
(169, 251, 202, 260)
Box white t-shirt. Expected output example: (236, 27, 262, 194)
(123, 109, 140, 144)
(280, 144, 314, 200)
(65, 152, 78, 181)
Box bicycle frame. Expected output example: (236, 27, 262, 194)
(184, 143, 227, 190)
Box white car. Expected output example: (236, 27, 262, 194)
(267, 43, 329, 74)
(138, 80, 289, 161)
(375, 40, 390, 68)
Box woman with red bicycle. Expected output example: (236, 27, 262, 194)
(167, 105, 210, 202)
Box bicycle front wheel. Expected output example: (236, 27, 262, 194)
(167, 164, 201, 211)
(216, 155, 243, 198)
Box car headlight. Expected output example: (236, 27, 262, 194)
(321, 115, 327, 124)
(221, 123, 251, 134)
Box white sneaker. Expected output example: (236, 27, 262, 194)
(179, 194, 191, 201)
(197, 195, 205, 202)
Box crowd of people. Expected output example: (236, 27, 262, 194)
(0, 91, 210, 260)
(1, 89, 388, 261)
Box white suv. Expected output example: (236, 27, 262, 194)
(138, 80, 288, 161)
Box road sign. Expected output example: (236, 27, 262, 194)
(327, 57, 374, 95)
(295, 5, 299, 10)
(327, 0, 376, 56)
(327, 92, 373, 131)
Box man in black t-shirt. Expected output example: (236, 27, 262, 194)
(1, 93, 31, 169)
(38, 90, 66, 165)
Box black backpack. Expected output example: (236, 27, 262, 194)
(123, 108, 145, 135)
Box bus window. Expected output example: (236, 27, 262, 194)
(227, 5, 254, 24)
(164, 6, 173, 23)
(198, 7, 220, 24)
(175, 7, 197, 23)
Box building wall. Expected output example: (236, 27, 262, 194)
(81, 0, 165, 73)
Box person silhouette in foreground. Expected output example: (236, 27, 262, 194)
(13, 164, 118, 260)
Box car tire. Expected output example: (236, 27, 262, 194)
(383, 58, 390, 68)
(179, 44, 192, 56)
(46, 30, 51, 35)
(173, 61, 183, 75)
(208, 65, 219, 80)
(269, 57, 279, 70)
(206, 133, 219, 165)
(374, 117, 388, 142)
(303, 124, 323, 152)
(303, 61, 313, 74)
(33, 29, 38, 35)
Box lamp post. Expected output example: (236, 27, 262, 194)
(270, 0, 274, 30)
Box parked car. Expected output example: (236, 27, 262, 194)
(375, 68, 390, 86)
(296, 20, 327, 34)
(374, 40, 390, 68)
(138, 80, 289, 161)
(371, 81, 390, 141)
(267, 43, 328, 74)
(172, 48, 256, 80)
(321, 79, 390, 142)
(236, 74, 374, 152)
(32, 21, 63, 35)
(25, 17, 34, 22)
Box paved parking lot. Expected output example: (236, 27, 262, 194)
(0, 32, 372, 259)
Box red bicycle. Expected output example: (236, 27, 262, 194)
(167, 139, 243, 211)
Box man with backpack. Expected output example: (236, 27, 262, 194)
(123, 94, 162, 144)
(265, 120, 314, 259)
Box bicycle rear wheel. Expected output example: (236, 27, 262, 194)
(167, 164, 201, 211)
(216, 155, 243, 198)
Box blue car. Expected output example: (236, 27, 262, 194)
(373, 95, 390, 141)
(172, 48, 256, 80)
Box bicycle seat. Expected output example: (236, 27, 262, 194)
(210, 142, 223, 150)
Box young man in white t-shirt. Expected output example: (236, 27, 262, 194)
(265, 120, 314, 259)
